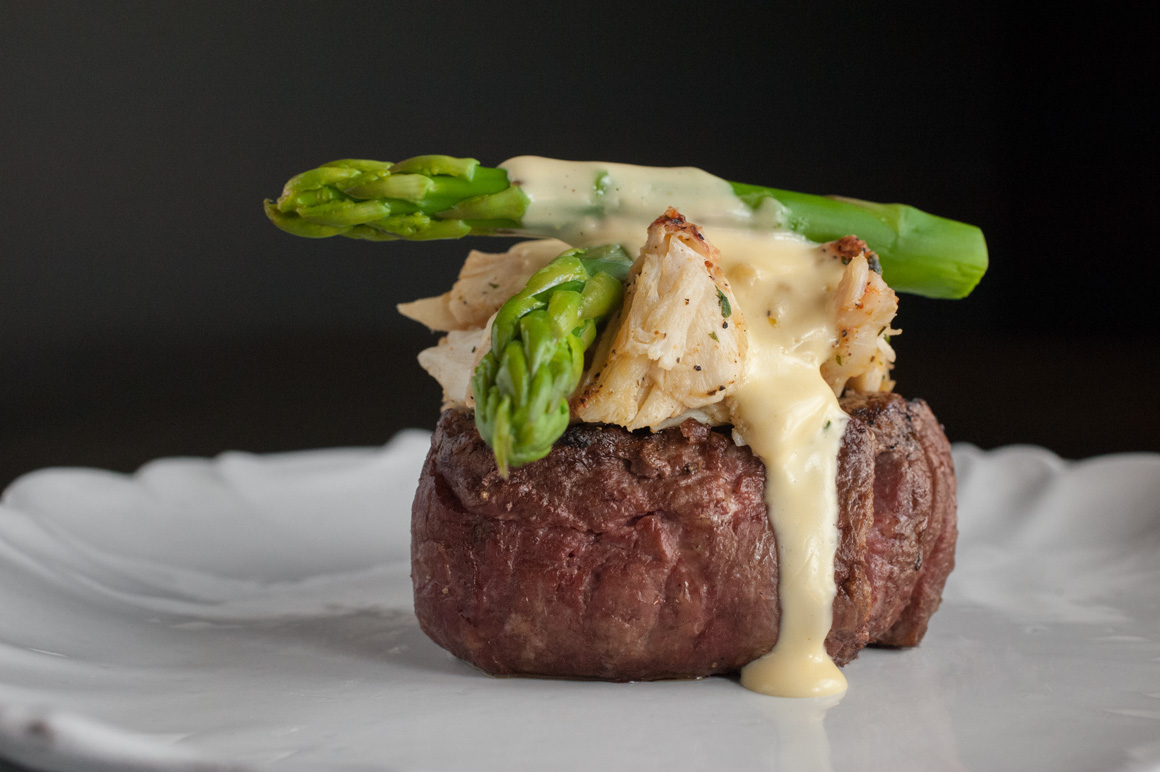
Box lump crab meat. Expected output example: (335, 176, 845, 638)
(574, 208, 746, 430)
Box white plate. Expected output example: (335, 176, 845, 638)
(1, 436, 1159, 772)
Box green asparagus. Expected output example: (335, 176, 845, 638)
(471, 244, 631, 476)
(266, 154, 987, 299)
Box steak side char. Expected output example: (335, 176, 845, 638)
(410, 392, 956, 680)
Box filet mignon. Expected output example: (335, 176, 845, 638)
(411, 392, 955, 680)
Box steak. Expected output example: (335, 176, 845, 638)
(410, 392, 956, 680)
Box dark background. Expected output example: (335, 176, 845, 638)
(2, 2, 1157, 493)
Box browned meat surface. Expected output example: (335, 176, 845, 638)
(410, 393, 956, 680)
(843, 393, 958, 648)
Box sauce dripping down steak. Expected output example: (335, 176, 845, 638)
(411, 392, 956, 680)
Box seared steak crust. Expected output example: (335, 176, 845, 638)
(411, 393, 956, 680)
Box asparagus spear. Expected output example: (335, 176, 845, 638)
(266, 154, 987, 299)
(264, 156, 527, 242)
(471, 244, 632, 475)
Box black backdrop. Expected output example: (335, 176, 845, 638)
(2, 2, 1157, 489)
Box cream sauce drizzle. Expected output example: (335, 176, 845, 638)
(500, 157, 849, 697)
(501, 156, 780, 253)
(722, 238, 849, 698)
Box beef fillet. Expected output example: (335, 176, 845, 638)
(410, 392, 956, 680)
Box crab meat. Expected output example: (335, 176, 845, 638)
(403, 240, 568, 409)
(574, 208, 747, 430)
(398, 239, 569, 332)
(416, 327, 490, 409)
(818, 236, 899, 395)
